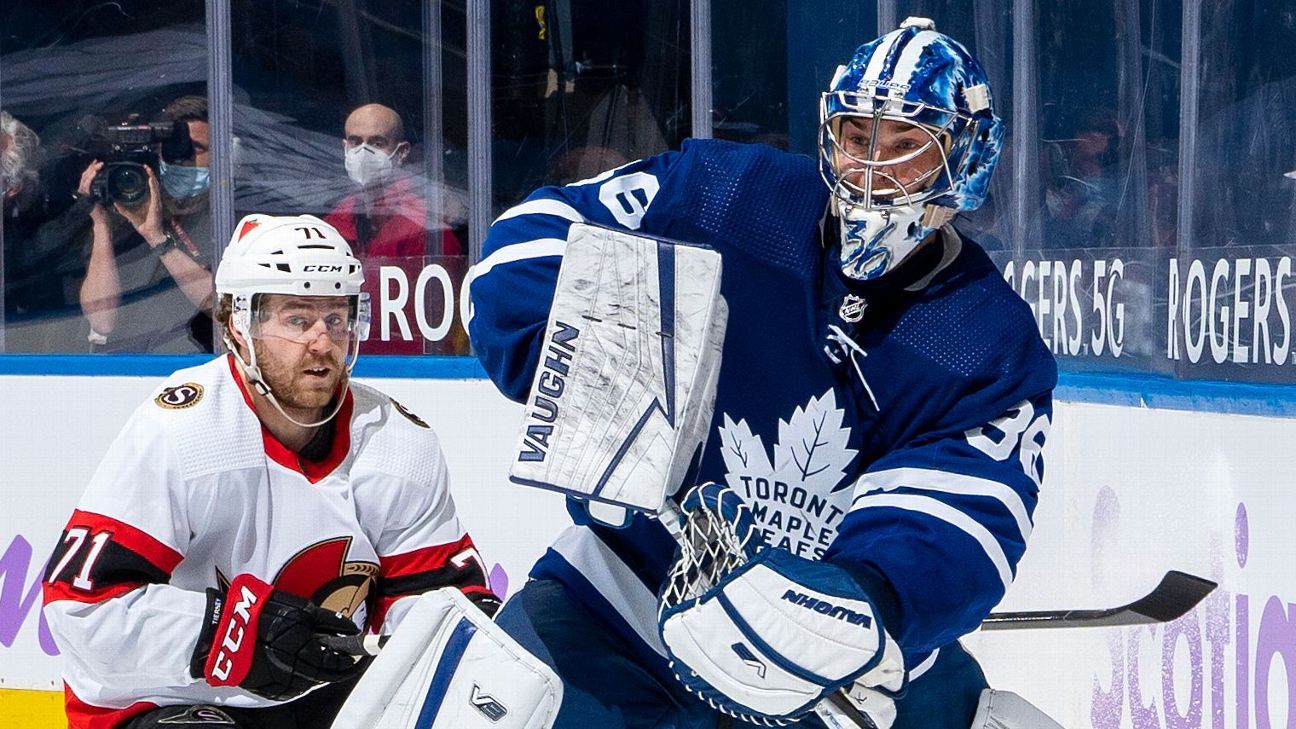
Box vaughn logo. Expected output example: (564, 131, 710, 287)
(731, 642, 767, 679)
(719, 389, 858, 559)
(517, 321, 580, 463)
(781, 589, 872, 627)
(469, 683, 508, 722)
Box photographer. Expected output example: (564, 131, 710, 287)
(77, 95, 215, 352)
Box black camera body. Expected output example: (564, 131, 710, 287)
(88, 119, 193, 207)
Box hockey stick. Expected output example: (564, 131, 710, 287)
(980, 570, 1217, 631)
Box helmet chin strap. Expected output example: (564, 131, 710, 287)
(224, 329, 353, 430)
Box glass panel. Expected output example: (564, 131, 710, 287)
(893, 1, 1014, 252)
(1034, 0, 1179, 255)
(711, 0, 788, 148)
(1014, 0, 1180, 375)
(490, 0, 690, 211)
(230, 0, 469, 354)
(783, 2, 878, 157)
(1, 1, 213, 353)
(1193, 1, 1296, 252)
(1168, 1, 1296, 383)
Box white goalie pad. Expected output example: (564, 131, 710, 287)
(508, 223, 728, 514)
(330, 589, 562, 729)
(970, 689, 1064, 729)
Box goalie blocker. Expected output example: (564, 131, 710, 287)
(508, 223, 728, 519)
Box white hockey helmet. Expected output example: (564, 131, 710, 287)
(216, 214, 370, 425)
(216, 213, 365, 299)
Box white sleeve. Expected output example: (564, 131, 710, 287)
(43, 410, 210, 697)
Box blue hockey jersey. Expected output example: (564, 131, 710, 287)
(469, 139, 1056, 671)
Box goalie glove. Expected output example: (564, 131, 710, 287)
(191, 574, 366, 701)
(659, 546, 904, 725)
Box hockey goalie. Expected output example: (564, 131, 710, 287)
(469, 16, 1063, 729)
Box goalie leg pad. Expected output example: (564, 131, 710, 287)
(330, 588, 562, 729)
(970, 690, 1064, 729)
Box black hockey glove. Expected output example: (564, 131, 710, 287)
(191, 574, 365, 701)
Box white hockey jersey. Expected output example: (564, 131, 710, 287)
(43, 355, 493, 728)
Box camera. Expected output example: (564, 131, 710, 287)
(86, 117, 193, 207)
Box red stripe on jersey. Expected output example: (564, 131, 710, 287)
(225, 354, 355, 484)
(68, 510, 184, 573)
(64, 684, 156, 729)
(43, 510, 184, 605)
(371, 593, 403, 628)
(373, 535, 489, 627)
(379, 534, 477, 580)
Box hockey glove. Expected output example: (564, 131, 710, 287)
(659, 548, 904, 725)
(192, 574, 365, 701)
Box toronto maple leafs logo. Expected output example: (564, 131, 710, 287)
(718, 389, 859, 559)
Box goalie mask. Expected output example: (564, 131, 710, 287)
(819, 17, 1004, 281)
(215, 214, 370, 427)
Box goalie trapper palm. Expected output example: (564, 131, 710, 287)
(660, 481, 766, 611)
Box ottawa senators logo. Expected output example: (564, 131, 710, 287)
(216, 537, 378, 625)
(155, 383, 204, 409)
(392, 398, 430, 428)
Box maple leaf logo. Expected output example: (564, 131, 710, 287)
(717, 389, 860, 554)
(720, 389, 858, 493)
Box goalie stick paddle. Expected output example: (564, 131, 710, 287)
(980, 570, 1217, 631)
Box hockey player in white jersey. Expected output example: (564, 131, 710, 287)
(471, 18, 1059, 729)
(43, 214, 496, 728)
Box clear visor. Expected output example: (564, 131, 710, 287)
(249, 294, 370, 345)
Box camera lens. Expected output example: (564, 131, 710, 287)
(107, 163, 149, 207)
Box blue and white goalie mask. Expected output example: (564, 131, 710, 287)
(819, 17, 1004, 281)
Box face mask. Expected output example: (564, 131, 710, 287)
(833, 199, 953, 282)
(344, 144, 397, 186)
(159, 159, 210, 200)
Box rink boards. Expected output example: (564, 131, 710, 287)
(1, 371, 1292, 729)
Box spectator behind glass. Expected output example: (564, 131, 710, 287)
(325, 103, 461, 259)
(2, 110, 51, 324)
(77, 95, 215, 352)
(1042, 107, 1122, 250)
(1, 110, 40, 207)
(326, 103, 463, 355)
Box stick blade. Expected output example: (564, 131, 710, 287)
(1123, 570, 1218, 624)
(981, 571, 1218, 631)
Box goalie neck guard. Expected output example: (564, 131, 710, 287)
(215, 214, 371, 428)
(819, 17, 1004, 282)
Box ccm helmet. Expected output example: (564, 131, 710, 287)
(215, 214, 370, 425)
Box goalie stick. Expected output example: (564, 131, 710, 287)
(980, 570, 1217, 631)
